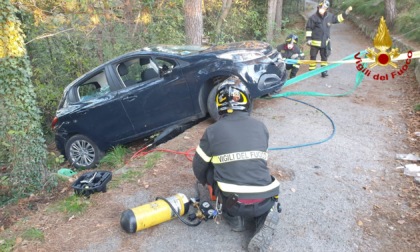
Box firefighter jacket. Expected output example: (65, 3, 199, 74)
(305, 10, 348, 48)
(193, 111, 280, 199)
(276, 43, 305, 63)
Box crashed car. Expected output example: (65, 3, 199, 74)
(52, 41, 286, 169)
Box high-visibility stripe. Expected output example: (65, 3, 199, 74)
(309, 63, 317, 70)
(293, 65, 300, 68)
(211, 151, 268, 164)
(217, 179, 280, 194)
(321, 62, 328, 67)
(337, 14, 344, 23)
(311, 40, 321, 47)
(196, 145, 211, 162)
(306, 31, 312, 37)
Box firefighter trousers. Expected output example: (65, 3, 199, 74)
(285, 63, 299, 78)
(309, 46, 328, 71)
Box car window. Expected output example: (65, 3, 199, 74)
(117, 57, 160, 87)
(77, 71, 110, 102)
(156, 58, 176, 75)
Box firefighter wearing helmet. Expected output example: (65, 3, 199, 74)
(192, 76, 281, 252)
(306, 0, 352, 77)
(277, 34, 305, 79)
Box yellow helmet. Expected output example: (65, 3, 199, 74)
(215, 76, 250, 115)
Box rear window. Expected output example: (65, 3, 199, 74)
(77, 71, 110, 102)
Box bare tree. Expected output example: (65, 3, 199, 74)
(384, 0, 397, 29)
(184, 0, 203, 45)
(215, 0, 233, 37)
(267, 0, 277, 43)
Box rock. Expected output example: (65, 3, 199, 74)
(395, 153, 420, 161)
(403, 164, 420, 177)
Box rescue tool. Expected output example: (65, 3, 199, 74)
(120, 193, 217, 233)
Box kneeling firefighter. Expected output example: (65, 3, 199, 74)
(192, 76, 281, 252)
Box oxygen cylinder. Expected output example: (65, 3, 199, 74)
(120, 193, 190, 233)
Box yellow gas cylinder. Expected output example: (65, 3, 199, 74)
(120, 193, 190, 233)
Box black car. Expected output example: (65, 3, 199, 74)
(52, 41, 286, 169)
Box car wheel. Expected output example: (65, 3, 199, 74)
(207, 84, 254, 121)
(65, 135, 103, 169)
(207, 84, 220, 121)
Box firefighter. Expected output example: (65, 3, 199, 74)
(306, 0, 352, 77)
(192, 76, 280, 252)
(277, 34, 305, 79)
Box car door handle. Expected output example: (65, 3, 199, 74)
(122, 95, 137, 102)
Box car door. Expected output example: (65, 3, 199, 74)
(117, 56, 194, 135)
(68, 68, 135, 148)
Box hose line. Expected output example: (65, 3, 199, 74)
(268, 96, 335, 151)
(155, 196, 202, 227)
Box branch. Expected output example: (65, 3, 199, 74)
(25, 28, 75, 44)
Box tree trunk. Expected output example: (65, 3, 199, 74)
(274, 0, 283, 41)
(215, 0, 233, 37)
(384, 0, 397, 29)
(266, 0, 277, 43)
(184, 0, 203, 45)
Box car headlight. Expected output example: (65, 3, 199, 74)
(217, 50, 265, 62)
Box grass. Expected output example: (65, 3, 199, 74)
(48, 194, 91, 216)
(0, 228, 44, 251)
(108, 151, 163, 188)
(21, 228, 44, 241)
(0, 238, 15, 252)
(144, 152, 162, 169)
(99, 145, 129, 168)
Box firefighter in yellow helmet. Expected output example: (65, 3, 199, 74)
(192, 76, 281, 252)
(306, 0, 352, 77)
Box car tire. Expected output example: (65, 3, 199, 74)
(207, 84, 254, 122)
(207, 84, 220, 121)
(65, 135, 103, 169)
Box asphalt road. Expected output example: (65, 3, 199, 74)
(77, 3, 416, 252)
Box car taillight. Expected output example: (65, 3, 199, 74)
(51, 116, 58, 129)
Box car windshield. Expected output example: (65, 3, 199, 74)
(141, 45, 209, 56)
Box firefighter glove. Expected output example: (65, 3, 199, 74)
(291, 54, 299, 59)
(345, 6, 352, 15)
(307, 40, 312, 46)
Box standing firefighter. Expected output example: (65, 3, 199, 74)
(277, 34, 305, 79)
(192, 76, 281, 252)
(306, 0, 352, 77)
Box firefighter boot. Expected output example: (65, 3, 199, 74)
(248, 206, 279, 252)
(222, 212, 246, 232)
(321, 71, 329, 77)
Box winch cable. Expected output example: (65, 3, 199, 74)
(130, 145, 195, 162)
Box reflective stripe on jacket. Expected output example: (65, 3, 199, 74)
(193, 112, 279, 199)
(305, 10, 347, 48)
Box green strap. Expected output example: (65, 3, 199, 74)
(272, 51, 367, 98)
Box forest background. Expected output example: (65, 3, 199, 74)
(0, 0, 419, 203)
